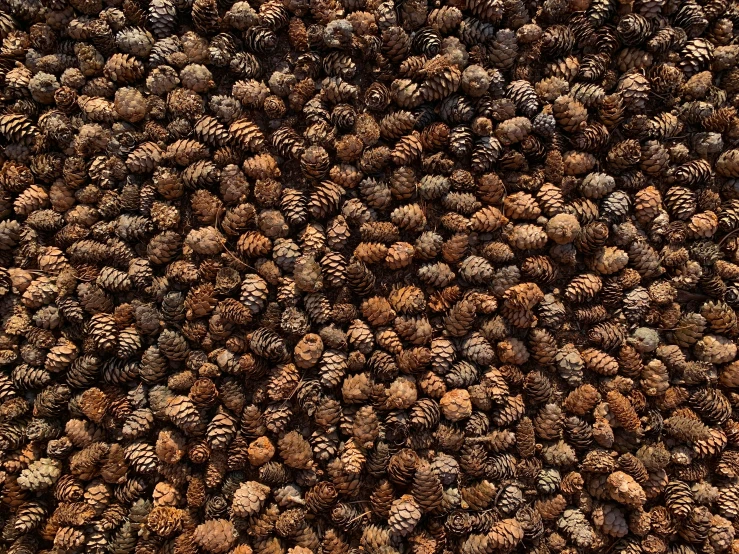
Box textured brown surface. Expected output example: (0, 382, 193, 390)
(5, 0, 739, 553)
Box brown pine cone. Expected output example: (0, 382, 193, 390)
(192, 519, 238, 553)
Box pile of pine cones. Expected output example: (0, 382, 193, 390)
(4, 0, 739, 552)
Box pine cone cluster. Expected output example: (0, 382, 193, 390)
(3, 0, 739, 553)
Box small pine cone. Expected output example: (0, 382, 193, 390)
(194, 116, 229, 148)
(553, 96, 588, 132)
(572, 121, 610, 153)
(391, 133, 423, 166)
(388, 494, 422, 537)
(470, 206, 508, 233)
(369, 480, 395, 521)
(427, 5, 462, 32)
(471, 136, 502, 173)
(616, 72, 651, 112)
(440, 389, 472, 421)
(488, 518, 524, 550)
(361, 297, 395, 329)
(147, 0, 177, 37)
(78, 387, 109, 423)
(634, 186, 662, 225)
(293, 333, 323, 369)
(391, 78, 423, 109)
(232, 481, 271, 517)
(192, 519, 237, 554)
(346, 258, 376, 297)
(166, 396, 204, 435)
(563, 384, 600, 416)
(717, 149, 739, 178)
(88, 313, 117, 352)
(243, 153, 280, 181)
(691, 388, 731, 425)
(524, 365, 554, 403)
(18, 458, 62, 491)
(237, 231, 271, 259)
(664, 480, 695, 519)
(506, 80, 539, 118)
(309, 180, 344, 219)
(581, 348, 619, 376)
(420, 58, 463, 101)
(278, 431, 313, 469)
(240, 274, 270, 315)
(680, 38, 714, 77)
(114, 87, 147, 123)
(103, 53, 145, 84)
(503, 223, 548, 250)
(380, 111, 417, 141)
(127, 142, 164, 175)
(542, 215, 580, 249)
(496, 116, 532, 145)
(591, 503, 628, 538)
(77, 95, 117, 124)
(390, 203, 426, 232)
(708, 515, 735, 551)
(188, 378, 218, 410)
(411, 462, 443, 514)
(504, 191, 541, 220)
(0, 114, 38, 144)
(300, 146, 331, 179)
(230, 118, 266, 152)
(664, 415, 712, 443)
(387, 287, 425, 316)
(687, 211, 718, 239)
(457, 481, 493, 513)
(192, 0, 220, 33)
(607, 139, 642, 172)
(382, 26, 412, 63)
(701, 301, 737, 333)
(565, 274, 602, 303)
(640, 358, 669, 396)
(249, 327, 289, 362)
(590, 246, 629, 275)
(665, 186, 697, 221)
(420, 122, 450, 152)
(557, 508, 596, 548)
(147, 506, 184, 537)
(14, 501, 48, 534)
(607, 391, 641, 432)
(444, 299, 476, 337)
(54, 527, 86, 551)
(364, 82, 391, 112)
(306, 481, 338, 514)
(694, 334, 737, 364)
(14, 184, 50, 217)
(217, 298, 253, 326)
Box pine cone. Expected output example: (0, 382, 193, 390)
(388, 494, 422, 537)
(192, 519, 238, 554)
